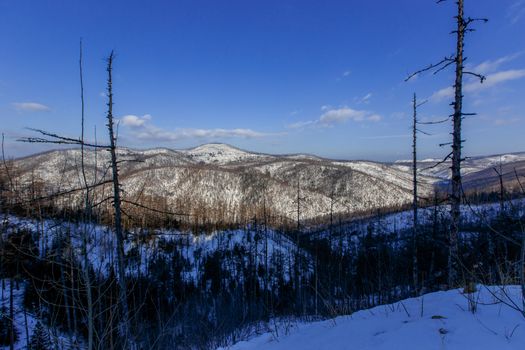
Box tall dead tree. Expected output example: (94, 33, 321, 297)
(79, 39, 94, 350)
(449, 0, 465, 288)
(493, 158, 505, 213)
(411, 93, 419, 295)
(16, 48, 185, 348)
(16, 46, 116, 348)
(411, 93, 428, 295)
(105, 51, 134, 348)
(406, 0, 486, 287)
(295, 177, 302, 313)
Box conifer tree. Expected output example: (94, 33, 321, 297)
(29, 321, 51, 350)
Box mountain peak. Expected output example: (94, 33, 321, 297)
(186, 143, 246, 153)
(180, 143, 264, 164)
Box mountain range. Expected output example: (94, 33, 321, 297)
(8, 143, 525, 223)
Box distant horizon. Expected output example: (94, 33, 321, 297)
(8, 141, 525, 164)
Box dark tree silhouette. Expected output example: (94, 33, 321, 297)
(406, 0, 486, 287)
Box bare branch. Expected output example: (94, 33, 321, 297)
(433, 58, 456, 75)
(418, 116, 451, 125)
(416, 128, 432, 136)
(463, 71, 486, 83)
(18, 128, 109, 149)
(421, 151, 453, 171)
(405, 55, 455, 81)
(416, 100, 428, 108)
(464, 17, 489, 26)
(18, 179, 113, 204)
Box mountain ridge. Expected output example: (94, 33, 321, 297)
(7, 143, 524, 223)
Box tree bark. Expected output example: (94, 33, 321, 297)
(105, 51, 134, 348)
(449, 0, 465, 288)
(412, 93, 419, 295)
(79, 39, 94, 350)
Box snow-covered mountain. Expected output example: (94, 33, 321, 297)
(3, 144, 449, 222)
(393, 151, 525, 193)
(10, 144, 525, 222)
(394, 151, 525, 179)
(180, 143, 272, 165)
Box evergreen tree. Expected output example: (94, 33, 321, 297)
(29, 321, 52, 350)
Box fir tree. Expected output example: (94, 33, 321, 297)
(29, 321, 51, 350)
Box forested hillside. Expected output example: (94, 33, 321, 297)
(1, 0, 524, 349)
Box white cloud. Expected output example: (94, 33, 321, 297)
(367, 114, 381, 122)
(360, 134, 410, 140)
(467, 69, 525, 91)
(508, 1, 525, 24)
(322, 107, 381, 124)
(320, 107, 369, 123)
(342, 70, 351, 77)
(135, 126, 273, 141)
(470, 53, 522, 75)
(12, 102, 51, 112)
(359, 93, 372, 104)
(430, 86, 454, 102)
(287, 120, 315, 129)
(119, 114, 152, 127)
(391, 112, 407, 120)
(493, 117, 520, 126)
(430, 69, 525, 101)
(288, 106, 381, 129)
(119, 114, 280, 142)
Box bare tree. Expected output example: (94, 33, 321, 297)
(406, 0, 486, 287)
(79, 39, 94, 350)
(493, 158, 506, 213)
(410, 94, 429, 295)
(411, 94, 418, 295)
(105, 51, 136, 348)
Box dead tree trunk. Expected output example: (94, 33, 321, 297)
(405, 0, 486, 288)
(412, 93, 419, 295)
(449, 0, 465, 288)
(521, 223, 525, 316)
(263, 191, 270, 317)
(105, 51, 134, 347)
(493, 159, 505, 213)
(295, 178, 301, 313)
(9, 278, 14, 350)
(79, 40, 94, 350)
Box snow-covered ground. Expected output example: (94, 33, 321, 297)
(222, 286, 525, 350)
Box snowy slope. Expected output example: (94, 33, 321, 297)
(222, 286, 525, 350)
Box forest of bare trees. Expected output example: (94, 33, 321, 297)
(1, 1, 524, 349)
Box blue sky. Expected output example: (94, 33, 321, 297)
(1, 0, 524, 161)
